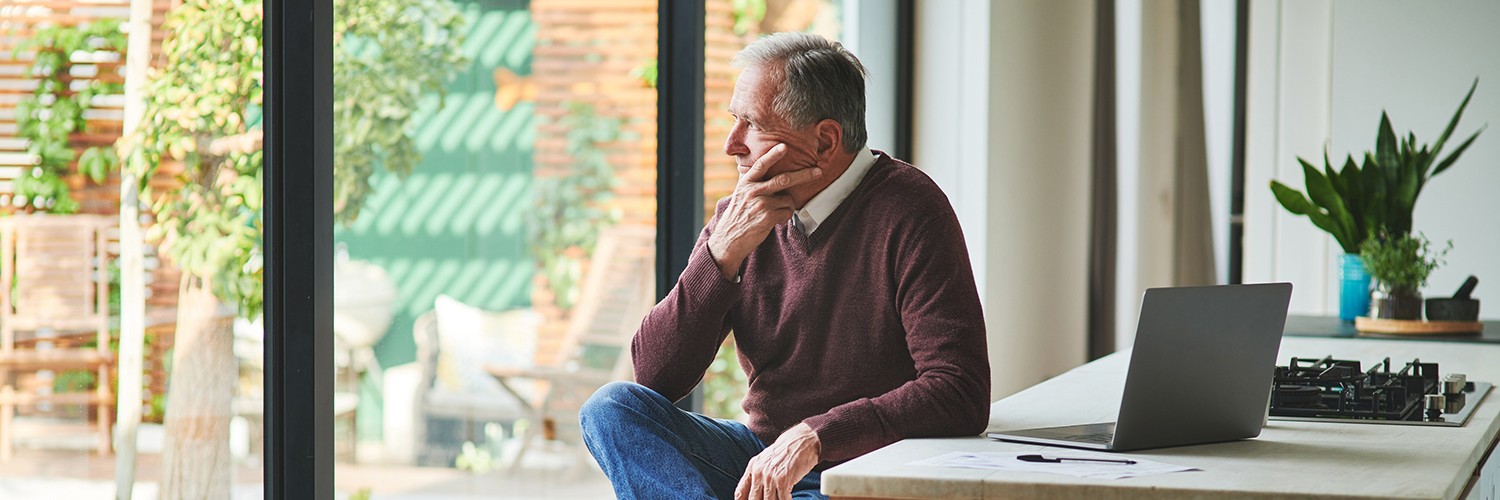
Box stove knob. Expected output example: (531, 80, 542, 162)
(1425, 394, 1447, 420)
(1443, 376, 1466, 395)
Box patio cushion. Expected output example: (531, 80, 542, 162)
(431, 295, 539, 396)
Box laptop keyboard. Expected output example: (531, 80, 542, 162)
(1067, 432, 1115, 444)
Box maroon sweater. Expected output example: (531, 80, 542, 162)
(632, 153, 990, 465)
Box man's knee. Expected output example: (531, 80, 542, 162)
(580, 381, 662, 427)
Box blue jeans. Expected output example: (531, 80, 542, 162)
(580, 381, 826, 500)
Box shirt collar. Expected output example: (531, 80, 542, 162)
(796, 148, 876, 235)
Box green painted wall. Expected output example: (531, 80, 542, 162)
(333, 0, 536, 440)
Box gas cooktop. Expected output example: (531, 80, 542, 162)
(1267, 355, 1492, 427)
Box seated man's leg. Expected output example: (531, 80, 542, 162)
(581, 381, 763, 499)
(791, 471, 827, 500)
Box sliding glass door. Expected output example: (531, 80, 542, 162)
(263, 0, 905, 497)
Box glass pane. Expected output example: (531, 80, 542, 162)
(332, 0, 654, 496)
(0, 0, 264, 497)
(700, 0, 844, 421)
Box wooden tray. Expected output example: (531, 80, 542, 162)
(1354, 316, 1484, 335)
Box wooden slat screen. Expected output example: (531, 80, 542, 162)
(0, 0, 172, 214)
(1, 0, 181, 420)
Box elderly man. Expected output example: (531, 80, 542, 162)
(579, 32, 989, 500)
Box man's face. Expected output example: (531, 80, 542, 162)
(724, 64, 821, 188)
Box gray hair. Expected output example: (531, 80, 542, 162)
(733, 32, 868, 153)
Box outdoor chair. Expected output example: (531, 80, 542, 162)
(411, 305, 533, 466)
(484, 224, 656, 471)
(0, 214, 116, 461)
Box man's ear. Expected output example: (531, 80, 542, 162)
(814, 119, 843, 163)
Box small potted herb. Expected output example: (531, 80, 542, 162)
(1360, 233, 1449, 320)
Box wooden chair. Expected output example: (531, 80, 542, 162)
(410, 310, 531, 466)
(485, 224, 656, 471)
(0, 214, 115, 460)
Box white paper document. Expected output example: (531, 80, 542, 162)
(909, 451, 1200, 480)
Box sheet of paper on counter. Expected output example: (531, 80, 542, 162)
(908, 451, 1200, 480)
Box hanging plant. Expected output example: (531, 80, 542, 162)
(11, 21, 126, 213)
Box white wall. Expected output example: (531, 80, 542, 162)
(1245, 0, 1500, 318)
(915, 0, 1093, 400)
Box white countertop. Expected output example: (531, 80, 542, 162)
(822, 336, 1500, 499)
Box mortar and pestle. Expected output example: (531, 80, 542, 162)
(1426, 275, 1480, 321)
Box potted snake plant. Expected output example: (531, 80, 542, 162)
(1271, 79, 1483, 320)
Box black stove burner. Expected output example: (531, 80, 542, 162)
(1274, 385, 1325, 407)
(1270, 356, 1443, 422)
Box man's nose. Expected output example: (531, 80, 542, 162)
(724, 123, 748, 157)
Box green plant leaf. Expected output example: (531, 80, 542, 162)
(1431, 126, 1485, 177)
(1299, 158, 1354, 248)
(1337, 154, 1365, 241)
(1375, 112, 1398, 179)
(1272, 180, 1354, 253)
(1361, 233, 1449, 291)
(1361, 152, 1391, 237)
(1270, 182, 1313, 216)
(1427, 79, 1479, 167)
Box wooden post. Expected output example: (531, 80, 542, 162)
(114, 0, 155, 496)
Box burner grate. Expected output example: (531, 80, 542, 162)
(1270, 356, 1440, 421)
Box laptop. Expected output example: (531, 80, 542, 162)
(987, 282, 1293, 452)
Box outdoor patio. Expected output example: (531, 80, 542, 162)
(0, 444, 613, 499)
(0, 0, 822, 495)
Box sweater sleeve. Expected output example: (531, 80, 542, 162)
(802, 211, 991, 462)
(630, 207, 742, 403)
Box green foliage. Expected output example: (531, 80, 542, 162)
(454, 441, 494, 474)
(1270, 80, 1485, 252)
(703, 337, 748, 421)
(53, 369, 95, 393)
(11, 21, 126, 213)
(1364, 80, 1485, 239)
(1270, 154, 1368, 254)
(526, 102, 621, 311)
(454, 422, 507, 474)
(631, 58, 658, 89)
(117, 0, 465, 319)
(731, 0, 767, 36)
(333, 0, 467, 224)
(79, 146, 118, 184)
(1360, 233, 1449, 294)
(117, 0, 264, 318)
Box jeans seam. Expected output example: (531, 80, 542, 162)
(688, 451, 742, 483)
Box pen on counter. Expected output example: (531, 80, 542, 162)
(1016, 454, 1137, 465)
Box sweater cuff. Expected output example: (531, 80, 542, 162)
(804, 399, 880, 463)
(682, 242, 742, 303)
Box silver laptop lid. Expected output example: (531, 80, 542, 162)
(1110, 283, 1292, 451)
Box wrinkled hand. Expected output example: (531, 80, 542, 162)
(735, 423, 821, 500)
(707, 144, 823, 280)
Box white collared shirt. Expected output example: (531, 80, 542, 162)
(794, 148, 876, 235)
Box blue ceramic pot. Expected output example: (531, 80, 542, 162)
(1339, 254, 1371, 321)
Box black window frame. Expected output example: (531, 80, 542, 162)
(265, 0, 333, 496)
